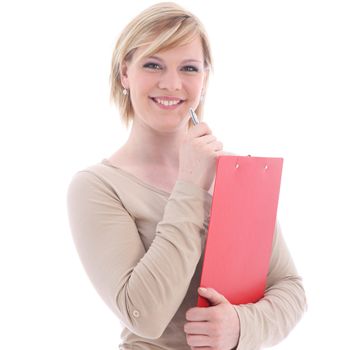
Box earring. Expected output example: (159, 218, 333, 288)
(122, 88, 128, 96)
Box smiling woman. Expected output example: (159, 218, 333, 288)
(118, 36, 207, 131)
(109, 2, 212, 130)
(66, 2, 306, 350)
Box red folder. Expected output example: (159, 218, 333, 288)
(197, 155, 283, 307)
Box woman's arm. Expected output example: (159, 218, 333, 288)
(233, 222, 307, 349)
(66, 170, 211, 339)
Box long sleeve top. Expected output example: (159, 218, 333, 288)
(66, 158, 306, 349)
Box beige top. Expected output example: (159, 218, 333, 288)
(66, 158, 306, 350)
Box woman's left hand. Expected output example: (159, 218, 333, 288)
(184, 287, 240, 350)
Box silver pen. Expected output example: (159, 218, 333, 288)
(189, 107, 199, 125)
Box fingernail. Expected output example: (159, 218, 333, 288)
(199, 287, 207, 292)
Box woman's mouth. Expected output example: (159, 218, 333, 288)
(150, 97, 185, 110)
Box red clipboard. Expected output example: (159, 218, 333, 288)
(197, 155, 283, 307)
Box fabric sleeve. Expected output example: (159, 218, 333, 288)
(66, 170, 211, 339)
(233, 222, 307, 349)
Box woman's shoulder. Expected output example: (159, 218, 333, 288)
(69, 159, 114, 182)
(67, 160, 118, 198)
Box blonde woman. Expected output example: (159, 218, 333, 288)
(67, 2, 306, 349)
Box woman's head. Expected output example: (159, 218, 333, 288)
(110, 2, 213, 129)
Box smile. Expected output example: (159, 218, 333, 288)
(150, 97, 185, 110)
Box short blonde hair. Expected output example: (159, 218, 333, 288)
(110, 2, 213, 128)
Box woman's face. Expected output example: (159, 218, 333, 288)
(121, 36, 208, 132)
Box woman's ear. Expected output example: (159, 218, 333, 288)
(120, 61, 129, 89)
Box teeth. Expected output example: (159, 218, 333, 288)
(154, 98, 181, 106)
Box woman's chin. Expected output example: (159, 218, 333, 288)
(152, 119, 188, 133)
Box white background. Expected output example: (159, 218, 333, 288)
(1, 0, 349, 349)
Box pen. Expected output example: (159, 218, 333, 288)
(189, 108, 199, 125)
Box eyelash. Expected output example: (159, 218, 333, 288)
(143, 62, 199, 72)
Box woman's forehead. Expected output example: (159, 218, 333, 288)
(133, 36, 204, 63)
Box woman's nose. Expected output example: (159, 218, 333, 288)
(158, 69, 182, 91)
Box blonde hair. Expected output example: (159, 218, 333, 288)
(110, 2, 213, 128)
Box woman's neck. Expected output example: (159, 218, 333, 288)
(122, 118, 188, 169)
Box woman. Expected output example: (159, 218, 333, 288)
(67, 2, 306, 349)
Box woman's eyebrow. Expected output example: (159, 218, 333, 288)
(146, 55, 203, 64)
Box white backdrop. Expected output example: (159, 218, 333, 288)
(1, 0, 349, 349)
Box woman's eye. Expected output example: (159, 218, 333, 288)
(182, 66, 199, 72)
(143, 62, 162, 70)
(143, 63, 199, 72)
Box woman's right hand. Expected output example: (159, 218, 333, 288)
(178, 122, 224, 192)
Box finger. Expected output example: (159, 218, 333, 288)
(215, 150, 227, 157)
(189, 122, 212, 137)
(202, 141, 223, 154)
(184, 321, 211, 335)
(186, 307, 211, 322)
(186, 334, 211, 347)
(220, 150, 237, 156)
(194, 137, 223, 153)
(196, 134, 217, 144)
(200, 136, 223, 151)
(198, 287, 229, 306)
(211, 140, 223, 152)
